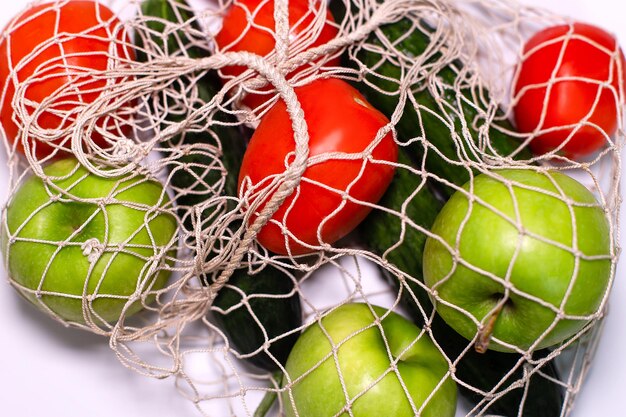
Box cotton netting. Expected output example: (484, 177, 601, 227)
(0, 0, 622, 416)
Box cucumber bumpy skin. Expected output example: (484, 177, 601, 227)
(343, 2, 565, 415)
(333, 1, 532, 199)
(136, 0, 302, 372)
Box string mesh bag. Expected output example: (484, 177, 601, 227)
(0, 0, 622, 416)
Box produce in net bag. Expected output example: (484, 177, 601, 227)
(0, 0, 622, 416)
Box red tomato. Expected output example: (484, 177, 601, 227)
(214, 0, 340, 110)
(0, 1, 135, 159)
(513, 22, 625, 160)
(238, 78, 397, 255)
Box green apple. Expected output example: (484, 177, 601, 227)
(423, 169, 611, 352)
(281, 303, 457, 417)
(0, 158, 178, 325)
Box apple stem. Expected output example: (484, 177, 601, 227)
(475, 301, 505, 354)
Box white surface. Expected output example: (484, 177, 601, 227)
(1, 1, 625, 416)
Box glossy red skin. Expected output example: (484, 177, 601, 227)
(0, 1, 135, 159)
(238, 78, 398, 255)
(513, 22, 625, 160)
(214, 0, 340, 109)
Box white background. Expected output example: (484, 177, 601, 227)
(0, 1, 625, 416)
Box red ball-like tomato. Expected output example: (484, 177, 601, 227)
(513, 22, 625, 160)
(214, 0, 340, 110)
(0, 1, 135, 159)
(238, 78, 397, 255)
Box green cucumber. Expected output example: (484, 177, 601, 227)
(136, 0, 245, 226)
(332, 2, 532, 198)
(336, 3, 564, 414)
(359, 149, 441, 322)
(212, 264, 302, 371)
(137, 0, 302, 372)
(450, 343, 565, 417)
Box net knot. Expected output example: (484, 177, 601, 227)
(112, 138, 140, 159)
(81, 238, 105, 263)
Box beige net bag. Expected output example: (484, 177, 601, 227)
(0, 0, 621, 416)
